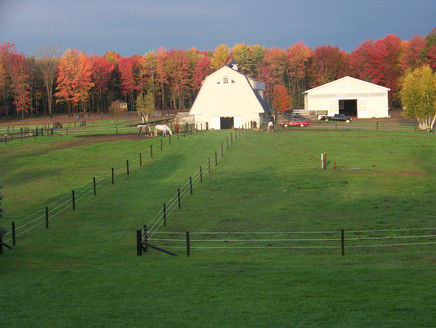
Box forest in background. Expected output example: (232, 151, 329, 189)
(0, 28, 434, 118)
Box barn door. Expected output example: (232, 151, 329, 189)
(234, 117, 243, 128)
(211, 117, 220, 130)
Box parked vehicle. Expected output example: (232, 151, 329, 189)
(320, 114, 352, 123)
(280, 119, 309, 128)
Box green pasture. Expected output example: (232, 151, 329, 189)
(0, 125, 435, 327)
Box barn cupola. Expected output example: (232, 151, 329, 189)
(227, 60, 239, 71)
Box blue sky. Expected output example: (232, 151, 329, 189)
(0, 0, 434, 56)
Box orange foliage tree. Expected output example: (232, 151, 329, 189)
(55, 49, 94, 113)
(272, 84, 292, 112)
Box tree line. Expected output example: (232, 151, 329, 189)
(0, 29, 434, 119)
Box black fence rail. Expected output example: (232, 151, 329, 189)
(138, 227, 436, 257)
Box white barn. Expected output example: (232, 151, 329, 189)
(304, 76, 390, 118)
(189, 62, 271, 129)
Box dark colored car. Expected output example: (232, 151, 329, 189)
(280, 119, 309, 127)
(320, 114, 352, 123)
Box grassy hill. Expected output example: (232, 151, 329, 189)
(0, 127, 435, 327)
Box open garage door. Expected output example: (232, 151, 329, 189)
(339, 99, 357, 116)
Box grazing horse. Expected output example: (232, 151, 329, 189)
(137, 124, 151, 136)
(154, 124, 172, 136)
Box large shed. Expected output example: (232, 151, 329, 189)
(189, 62, 271, 129)
(303, 76, 390, 118)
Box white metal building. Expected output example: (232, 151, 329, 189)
(304, 76, 390, 118)
(189, 62, 271, 129)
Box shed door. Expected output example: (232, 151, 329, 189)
(211, 117, 220, 130)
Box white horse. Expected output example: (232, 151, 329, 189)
(154, 124, 172, 136)
(137, 124, 151, 136)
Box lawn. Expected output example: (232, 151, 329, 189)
(0, 125, 435, 327)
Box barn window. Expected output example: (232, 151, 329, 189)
(223, 76, 228, 84)
(231, 79, 235, 83)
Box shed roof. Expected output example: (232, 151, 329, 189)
(303, 76, 390, 94)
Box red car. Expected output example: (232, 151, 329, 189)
(280, 119, 309, 128)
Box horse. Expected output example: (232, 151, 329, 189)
(154, 124, 172, 136)
(137, 124, 151, 136)
(268, 121, 274, 133)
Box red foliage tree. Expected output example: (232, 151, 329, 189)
(259, 47, 287, 98)
(286, 42, 313, 107)
(118, 55, 141, 108)
(55, 49, 94, 113)
(165, 49, 191, 110)
(0, 43, 32, 117)
(311, 45, 349, 86)
(367, 34, 404, 104)
(91, 55, 114, 112)
(272, 84, 292, 112)
(349, 40, 375, 81)
(156, 47, 169, 109)
(400, 35, 426, 70)
(192, 55, 212, 91)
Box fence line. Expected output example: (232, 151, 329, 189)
(145, 129, 251, 240)
(3, 129, 197, 244)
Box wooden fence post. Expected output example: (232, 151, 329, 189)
(178, 189, 181, 209)
(45, 206, 49, 229)
(215, 151, 218, 166)
(321, 152, 326, 169)
(126, 160, 130, 175)
(111, 168, 114, 184)
(150, 144, 153, 158)
(341, 229, 345, 256)
(139, 153, 142, 166)
(226, 137, 229, 150)
(72, 190, 76, 210)
(163, 203, 166, 226)
(11, 222, 16, 247)
(208, 157, 211, 173)
(376, 122, 379, 131)
(200, 166, 203, 182)
(0, 234, 3, 254)
(143, 225, 148, 253)
(221, 144, 223, 158)
(189, 177, 193, 195)
(186, 231, 190, 257)
(137, 230, 142, 256)
(230, 132, 233, 144)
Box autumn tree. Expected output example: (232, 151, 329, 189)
(311, 45, 349, 85)
(349, 40, 375, 81)
(272, 84, 292, 113)
(118, 55, 141, 109)
(286, 42, 312, 107)
(136, 91, 155, 122)
(400, 65, 435, 131)
(55, 49, 94, 113)
(165, 49, 191, 110)
(90, 55, 114, 113)
(36, 47, 59, 117)
(400, 35, 426, 70)
(193, 55, 212, 91)
(421, 28, 436, 70)
(155, 47, 169, 109)
(367, 34, 404, 105)
(259, 47, 288, 99)
(211, 44, 231, 70)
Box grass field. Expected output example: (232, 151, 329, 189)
(0, 125, 435, 327)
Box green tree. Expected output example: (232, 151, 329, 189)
(400, 65, 435, 131)
(136, 91, 155, 122)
